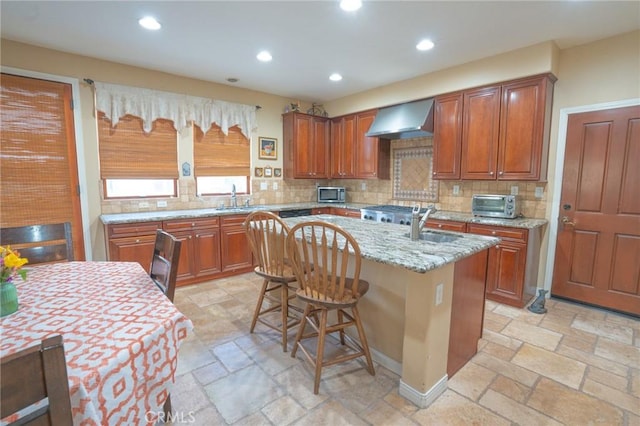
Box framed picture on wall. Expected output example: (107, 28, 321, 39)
(258, 137, 277, 160)
(274, 168, 282, 178)
(254, 167, 264, 177)
(264, 165, 273, 177)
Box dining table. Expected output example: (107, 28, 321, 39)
(0, 261, 193, 425)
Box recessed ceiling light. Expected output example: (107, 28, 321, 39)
(340, 0, 362, 12)
(138, 16, 161, 31)
(256, 51, 273, 62)
(329, 73, 343, 82)
(416, 39, 435, 51)
(227, 78, 238, 83)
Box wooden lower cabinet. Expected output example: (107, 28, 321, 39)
(467, 224, 533, 308)
(330, 207, 361, 218)
(105, 221, 162, 273)
(220, 215, 254, 273)
(425, 219, 467, 232)
(448, 249, 489, 377)
(163, 217, 221, 285)
(105, 214, 253, 287)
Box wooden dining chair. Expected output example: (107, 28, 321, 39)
(149, 229, 182, 303)
(243, 211, 302, 351)
(286, 220, 375, 394)
(1, 335, 73, 425)
(148, 229, 182, 419)
(0, 222, 73, 264)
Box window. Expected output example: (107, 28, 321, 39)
(97, 112, 178, 198)
(194, 124, 250, 196)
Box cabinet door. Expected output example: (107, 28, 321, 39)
(195, 227, 222, 276)
(108, 235, 156, 273)
(461, 86, 501, 180)
(331, 207, 361, 218)
(485, 242, 527, 307)
(220, 215, 253, 272)
(172, 230, 197, 281)
(355, 110, 383, 178)
(312, 117, 329, 178)
(433, 92, 463, 179)
(498, 75, 553, 180)
(331, 115, 356, 178)
(294, 113, 313, 177)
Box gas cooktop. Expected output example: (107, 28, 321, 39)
(360, 204, 430, 225)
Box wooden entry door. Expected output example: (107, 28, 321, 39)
(0, 73, 85, 260)
(551, 105, 640, 316)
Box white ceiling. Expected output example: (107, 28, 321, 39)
(1, 1, 638, 103)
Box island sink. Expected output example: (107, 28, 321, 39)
(404, 231, 463, 243)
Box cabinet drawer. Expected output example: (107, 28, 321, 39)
(221, 214, 249, 227)
(467, 224, 527, 243)
(426, 219, 467, 232)
(108, 221, 162, 238)
(164, 217, 219, 231)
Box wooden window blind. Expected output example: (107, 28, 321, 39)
(0, 74, 80, 231)
(98, 112, 178, 179)
(194, 124, 250, 176)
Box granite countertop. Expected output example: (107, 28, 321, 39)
(100, 203, 546, 230)
(282, 215, 499, 274)
(100, 202, 368, 225)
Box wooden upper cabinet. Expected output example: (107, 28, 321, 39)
(330, 115, 356, 178)
(433, 73, 555, 181)
(433, 92, 463, 179)
(355, 109, 390, 179)
(460, 85, 501, 180)
(283, 112, 329, 178)
(498, 74, 555, 180)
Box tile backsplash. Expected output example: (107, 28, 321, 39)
(101, 137, 547, 219)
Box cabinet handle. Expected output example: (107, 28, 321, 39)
(195, 234, 199, 238)
(438, 224, 443, 228)
(433, 172, 436, 176)
(188, 235, 192, 239)
(135, 239, 140, 243)
(489, 171, 494, 176)
(562, 216, 576, 226)
(191, 222, 195, 227)
(492, 231, 497, 235)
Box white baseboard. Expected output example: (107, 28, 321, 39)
(370, 346, 402, 375)
(399, 375, 448, 408)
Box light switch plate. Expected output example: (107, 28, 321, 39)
(273, 182, 278, 190)
(535, 187, 544, 198)
(138, 202, 149, 208)
(435, 283, 443, 306)
(361, 182, 367, 191)
(157, 200, 167, 208)
(453, 185, 460, 196)
(260, 182, 268, 190)
(511, 185, 519, 195)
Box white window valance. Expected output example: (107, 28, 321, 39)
(94, 82, 257, 139)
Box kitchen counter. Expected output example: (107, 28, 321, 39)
(99, 202, 369, 224)
(100, 204, 546, 230)
(282, 214, 498, 273)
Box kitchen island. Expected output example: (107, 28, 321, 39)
(281, 214, 499, 408)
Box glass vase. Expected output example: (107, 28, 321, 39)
(0, 281, 19, 317)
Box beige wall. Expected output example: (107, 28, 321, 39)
(2, 30, 638, 268)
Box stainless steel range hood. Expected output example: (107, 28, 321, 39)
(365, 98, 434, 139)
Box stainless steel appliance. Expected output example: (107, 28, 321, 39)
(279, 208, 313, 218)
(317, 186, 346, 203)
(471, 194, 520, 218)
(360, 204, 432, 225)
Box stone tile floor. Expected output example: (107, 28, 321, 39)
(169, 273, 640, 425)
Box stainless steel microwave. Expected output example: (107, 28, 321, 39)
(472, 194, 520, 218)
(317, 186, 346, 203)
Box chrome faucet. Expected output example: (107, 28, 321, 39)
(410, 204, 438, 241)
(231, 184, 237, 208)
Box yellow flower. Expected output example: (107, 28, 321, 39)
(1, 246, 28, 284)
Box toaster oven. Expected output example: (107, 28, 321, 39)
(472, 194, 520, 218)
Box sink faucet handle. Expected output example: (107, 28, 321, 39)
(412, 204, 421, 215)
(244, 198, 250, 207)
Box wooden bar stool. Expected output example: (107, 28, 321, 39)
(244, 211, 302, 351)
(286, 220, 375, 394)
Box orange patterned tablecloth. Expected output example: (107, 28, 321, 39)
(0, 261, 193, 425)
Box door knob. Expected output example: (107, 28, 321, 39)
(561, 216, 576, 226)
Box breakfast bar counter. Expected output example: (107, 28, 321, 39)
(282, 215, 499, 408)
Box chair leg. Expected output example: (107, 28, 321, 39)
(291, 303, 311, 358)
(281, 284, 288, 352)
(162, 394, 171, 421)
(314, 308, 328, 395)
(352, 306, 375, 375)
(250, 279, 269, 333)
(337, 309, 346, 345)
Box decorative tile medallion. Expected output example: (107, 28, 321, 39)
(393, 147, 438, 201)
